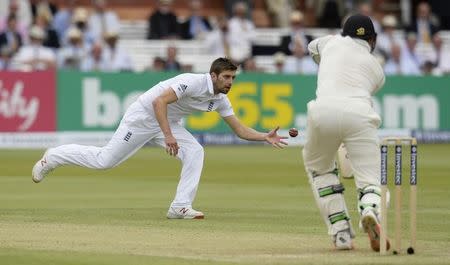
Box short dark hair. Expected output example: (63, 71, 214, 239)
(209, 57, 237, 75)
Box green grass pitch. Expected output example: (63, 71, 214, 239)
(0, 145, 449, 264)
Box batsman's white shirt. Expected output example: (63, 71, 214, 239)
(304, 34, 385, 189)
(48, 73, 233, 208)
(309, 35, 385, 100)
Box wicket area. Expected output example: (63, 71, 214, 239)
(380, 137, 417, 255)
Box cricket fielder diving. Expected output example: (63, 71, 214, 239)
(303, 14, 389, 251)
(32, 58, 287, 219)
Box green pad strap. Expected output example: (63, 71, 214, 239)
(318, 184, 345, 197)
(328, 211, 350, 224)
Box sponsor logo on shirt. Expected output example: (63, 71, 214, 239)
(207, 101, 214, 112)
(178, 84, 187, 93)
(124, 131, 132, 142)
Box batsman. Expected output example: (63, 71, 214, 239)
(302, 14, 389, 251)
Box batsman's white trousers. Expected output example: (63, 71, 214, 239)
(48, 101, 204, 208)
(303, 98, 381, 190)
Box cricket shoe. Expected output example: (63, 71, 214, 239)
(333, 229, 354, 250)
(167, 207, 204, 219)
(32, 149, 56, 183)
(361, 208, 390, 252)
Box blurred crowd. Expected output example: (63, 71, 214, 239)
(0, 0, 449, 76)
(0, 0, 131, 72)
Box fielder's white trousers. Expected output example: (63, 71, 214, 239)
(48, 101, 204, 208)
(302, 98, 381, 189)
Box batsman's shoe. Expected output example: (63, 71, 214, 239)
(333, 229, 354, 250)
(32, 150, 55, 183)
(361, 209, 390, 252)
(167, 207, 204, 219)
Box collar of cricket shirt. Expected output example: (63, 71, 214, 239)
(353, 38, 371, 52)
(206, 73, 215, 95)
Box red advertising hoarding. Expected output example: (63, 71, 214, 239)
(0, 71, 56, 132)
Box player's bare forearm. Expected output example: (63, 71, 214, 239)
(236, 126, 267, 141)
(223, 115, 266, 141)
(239, 127, 268, 141)
(152, 88, 179, 137)
(152, 98, 172, 137)
(223, 115, 288, 148)
(153, 97, 180, 156)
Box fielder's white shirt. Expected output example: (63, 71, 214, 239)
(138, 73, 234, 122)
(308, 35, 385, 100)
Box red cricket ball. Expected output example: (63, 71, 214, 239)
(289, 128, 298, 137)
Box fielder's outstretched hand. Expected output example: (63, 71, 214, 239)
(265, 126, 288, 148)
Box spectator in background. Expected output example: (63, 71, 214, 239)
(307, 0, 346, 28)
(0, 46, 14, 69)
(35, 11, 60, 49)
(0, 14, 23, 55)
(377, 15, 404, 59)
(406, 33, 422, 75)
(144, 56, 166, 72)
(421, 60, 439, 75)
(437, 55, 450, 75)
(71, 8, 95, 48)
(147, 0, 178, 40)
(436, 34, 450, 75)
(80, 42, 107, 71)
(164, 45, 181, 71)
(280, 11, 312, 56)
(102, 31, 133, 72)
(265, 0, 297, 28)
(283, 40, 317, 74)
(12, 25, 56, 71)
(88, 0, 120, 43)
(31, 0, 57, 22)
(241, 57, 263, 72)
(228, 1, 255, 63)
(57, 26, 87, 70)
(153, 56, 166, 71)
(0, 0, 32, 41)
(179, 0, 211, 40)
(52, 0, 76, 40)
(205, 16, 230, 57)
(357, 2, 381, 34)
(405, 32, 418, 53)
(427, 0, 450, 30)
(205, 17, 230, 58)
(409, 2, 440, 44)
(384, 43, 421, 76)
(273, 51, 286, 73)
(225, 0, 252, 19)
(407, 2, 441, 65)
(407, 2, 440, 66)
